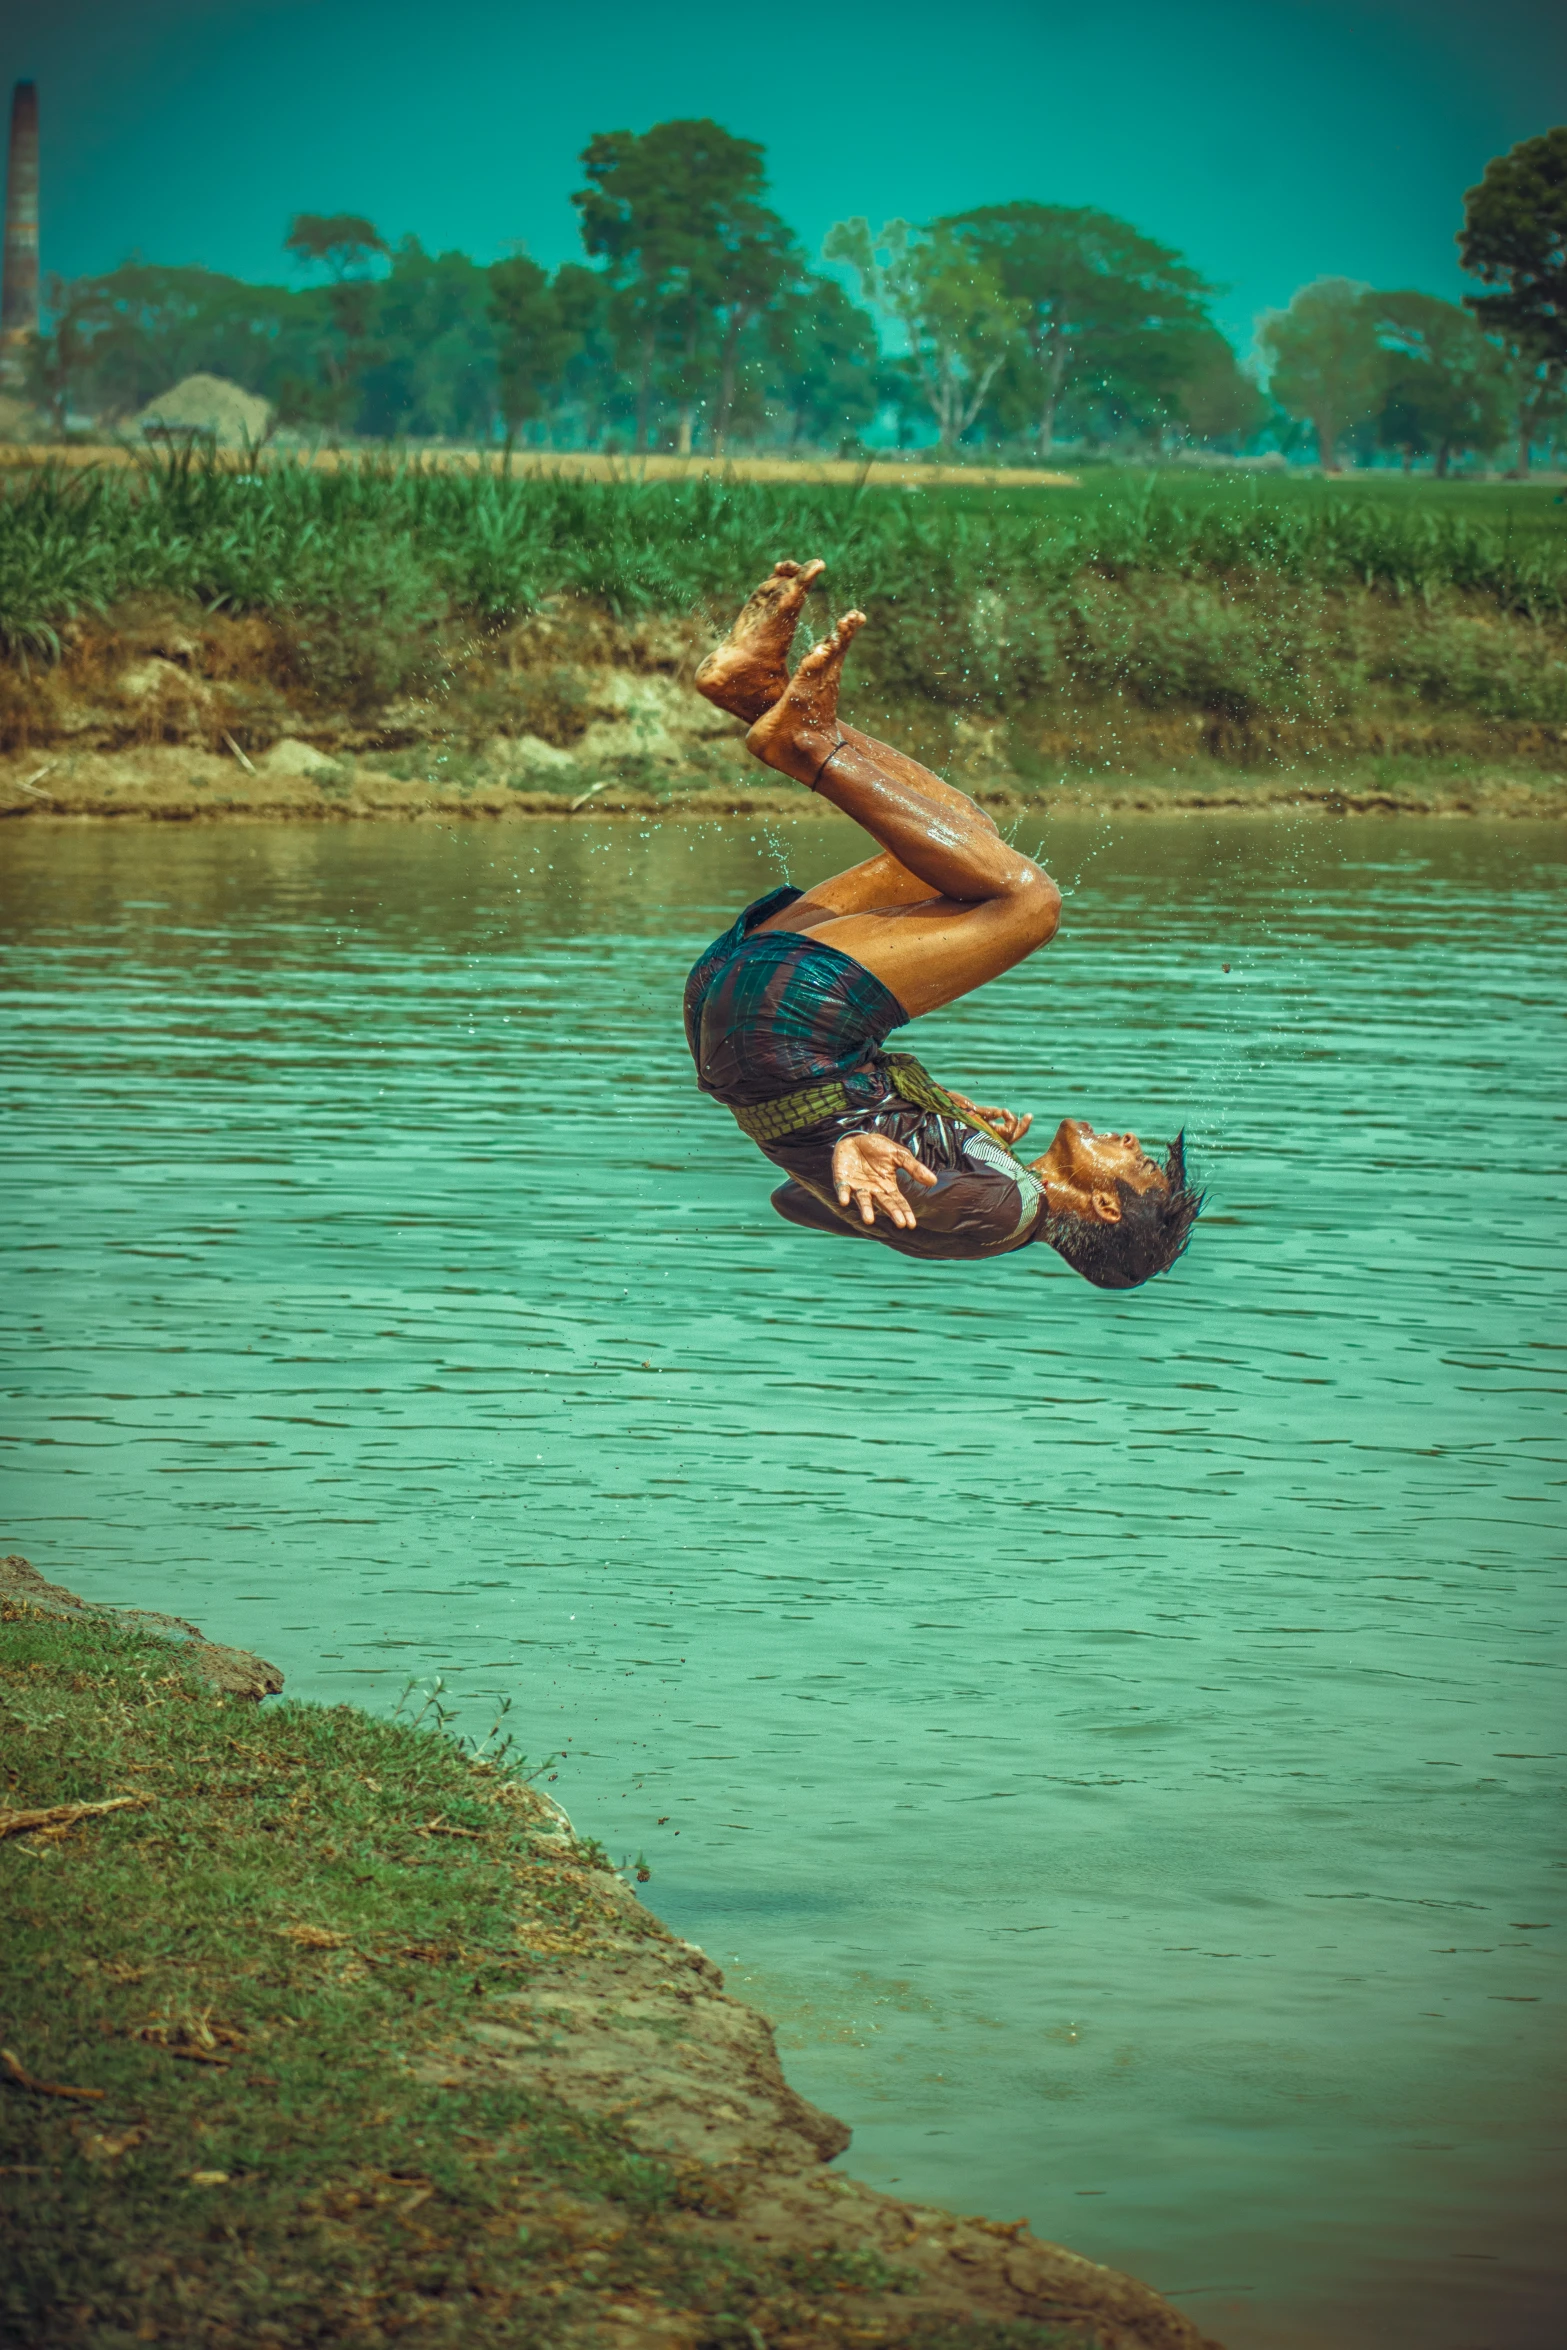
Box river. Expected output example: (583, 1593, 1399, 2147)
(3, 812, 1563, 2350)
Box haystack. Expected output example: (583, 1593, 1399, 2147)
(131, 374, 273, 450)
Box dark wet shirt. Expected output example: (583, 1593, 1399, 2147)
(764, 1104, 1047, 1263)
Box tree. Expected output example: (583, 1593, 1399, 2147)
(25, 275, 105, 428)
(1368, 290, 1508, 474)
(824, 218, 1023, 447)
(1488, 332, 1566, 476)
(1256, 278, 1383, 471)
(765, 276, 880, 449)
(350, 238, 500, 441)
(1459, 127, 1567, 363)
(284, 212, 389, 429)
(487, 252, 579, 451)
(1166, 326, 1268, 445)
(284, 214, 389, 282)
(550, 263, 634, 447)
(938, 203, 1214, 450)
(1459, 128, 1567, 472)
(573, 119, 772, 453)
(1040, 314, 1262, 452)
(708, 201, 799, 453)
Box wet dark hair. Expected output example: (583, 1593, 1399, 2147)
(1044, 1131, 1205, 1291)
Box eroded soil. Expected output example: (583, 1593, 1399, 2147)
(3, 592, 1563, 824)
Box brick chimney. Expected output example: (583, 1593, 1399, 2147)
(1, 80, 40, 389)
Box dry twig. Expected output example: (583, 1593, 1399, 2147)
(0, 1795, 148, 1840)
(222, 731, 257, 776)
(1, 2048, 105, 2103)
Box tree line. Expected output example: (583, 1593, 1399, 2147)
(25, 122, 1567, 469)
(1261, 128, 1567, 475)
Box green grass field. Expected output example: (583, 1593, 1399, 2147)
(946, 464, 1566, 542)
(2, 456, 1563, 653)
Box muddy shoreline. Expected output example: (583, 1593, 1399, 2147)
(6, 746, 1565, 824)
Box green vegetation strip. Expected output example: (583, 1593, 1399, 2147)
(3, 459, 1565, 662)
(0, 1606, 1086, 2349)
(5, 461, 1565, 754)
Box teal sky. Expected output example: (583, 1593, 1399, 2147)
(4, 0, 1564, 348)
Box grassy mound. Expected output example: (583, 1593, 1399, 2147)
(2, 1602, 1119, 2350)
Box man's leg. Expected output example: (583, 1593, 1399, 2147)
(694, 561, 1002, 930)
(746, 613, 1059, 1019)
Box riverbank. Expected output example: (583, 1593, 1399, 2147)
(1, 1559, 1217, 2350)
(3, 470, 1564, 812)
(5, 743, 1564, 821)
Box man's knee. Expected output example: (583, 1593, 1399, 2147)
(1007, 863, 1062, 948)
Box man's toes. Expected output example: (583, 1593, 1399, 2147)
(767, 557, 824, 598)
(791, 611, 863, 687)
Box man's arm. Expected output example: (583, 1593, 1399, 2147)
(771, 1179, 875, 1241)
(772, 1151, 1045, 1257)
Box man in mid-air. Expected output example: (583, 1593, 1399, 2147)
(684, 561, 1203, 1289)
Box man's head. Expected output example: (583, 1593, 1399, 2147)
(1030, 1119, 1204, 1291)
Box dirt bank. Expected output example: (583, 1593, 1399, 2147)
(5, 743, 1564, 823)
(1, 1558, 1218, 2350)
(4, 589, 1564, 822)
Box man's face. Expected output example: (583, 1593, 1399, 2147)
(1029, 1119, 1166, 1223)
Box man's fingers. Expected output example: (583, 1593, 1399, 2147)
(838, 1180, 875, 1225)
(850, 1177, 915, 1229)
(883, 1180, 916, 1227)
(885, 1141, 937, 1188)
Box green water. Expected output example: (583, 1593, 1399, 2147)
(4, 815, 1563, 2350)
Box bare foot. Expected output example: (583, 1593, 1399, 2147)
(744, 609, 866, 786)
(693, 558, 826, 722)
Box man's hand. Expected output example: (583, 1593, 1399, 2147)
(946, 1090, 1033, 1148)
(832, 1130, 939, 1229)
